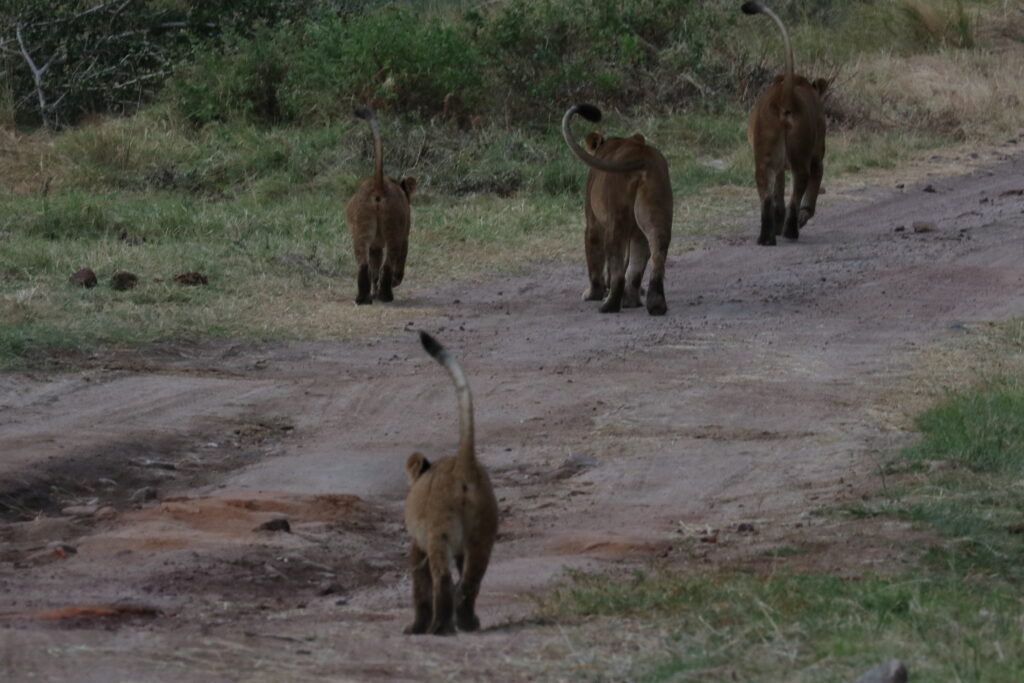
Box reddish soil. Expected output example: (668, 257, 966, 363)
(1, 147, 1023, 680)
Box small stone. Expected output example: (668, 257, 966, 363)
(912, 221, 936, 233)
(852, 659, 908, 683)
(46, 541, 78, 555)
(110, 271, 139, 291)
(736, 522, 756, 533)
(69, 268, 98, 288)
(922, 184, 937, 193)
(61, 504, 99, 517)
(256, 518, 291, 533)
(95, 506, 118, 520)
(893, 225, 906, 232)
(318, 582, 345, 596)
(173, 271, 208, 286)
(131, 486, 158, 502)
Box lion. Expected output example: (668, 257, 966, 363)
(345, 106, 417, 304)
(742, 1, 828, 245)
(403, 331, 498, 635)
(561, 103, 673, 315)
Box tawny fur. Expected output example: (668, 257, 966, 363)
(742, 1, 828, 245)
(345, 106, 417, 304)
(562, 104, 673, 315)
(403, 331, 498, 636)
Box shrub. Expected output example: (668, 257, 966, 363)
(280, 7, 484, 121)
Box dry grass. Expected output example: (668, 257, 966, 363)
(874, 319, 1024, 431)
(897, 0, 975, 49)
(839, 49, 1024, 138)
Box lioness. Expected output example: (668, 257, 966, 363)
(743, 1, 828, 245)
(345, 106, 417, 304)
(561, 104, 672, 315)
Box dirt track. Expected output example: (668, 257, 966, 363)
(2, 147, 1024, 681)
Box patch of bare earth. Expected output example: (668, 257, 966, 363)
(1, 145, 1024, 680)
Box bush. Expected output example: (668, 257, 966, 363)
(281, 7, 483, 121)
(166, 0, 749, 126)
(465, 0, 732, 116)
(169, 7, 483, 125)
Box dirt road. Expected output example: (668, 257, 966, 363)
(2, 147, 1023, 681)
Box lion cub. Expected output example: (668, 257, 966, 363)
(403, 332, 498, 635)
(345, 106, 416, 304)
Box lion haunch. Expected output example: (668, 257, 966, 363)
(402, 331, 498, 635)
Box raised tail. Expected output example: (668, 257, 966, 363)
(561, 104, 645, 174)
(742, 2, 795, 114)
(355, 105, 384, 194)
(419, 331, 475, 470)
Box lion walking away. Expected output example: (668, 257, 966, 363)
(742, 1, 828, 245)
(562, 103, 673, 315)
(345, 106, 417, 304)
(402, 331, 498, 635)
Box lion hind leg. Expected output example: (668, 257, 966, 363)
(754, 164, 779, 246)
(404, 541, 432, 634)
(368, 246, 384, 299)
(772, 168, 787, 237)
(634, 202, 670, 316)
(583, 218, 607, 301)
(784, 168, 808, 241)
(622, 234, 649, 308)
(798, 158, 823, 228)
(599, 234, 628, 314)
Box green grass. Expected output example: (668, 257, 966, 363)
(0, 187, 582, 367)
(0, 106, 767, 366)
(0, 102, 977, 367)
(544, 372, 1024, 681)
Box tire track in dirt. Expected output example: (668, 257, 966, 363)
(1, 150, 1023, 680)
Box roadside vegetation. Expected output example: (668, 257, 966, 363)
(542, 320, 1024, 681)
(1, 0, 1022, 367)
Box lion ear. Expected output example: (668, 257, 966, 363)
(583, 132, 604, 153)
(405, 452, 431, 485)
(813, 78, 829, 97)
(401, 177, 417, 198)
(629, 133, 646, 145)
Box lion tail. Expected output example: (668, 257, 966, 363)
(561, 104, 645, 174)
(355, 105, 384, 195)
(742, 2, 795, 115)
(419, 331, 476, 473)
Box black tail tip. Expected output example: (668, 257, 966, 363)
(419, 330, 444, 358)
(354, 105, 374, 121)
(574, 103, 602, 123)
(741, 2, 762, 15)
